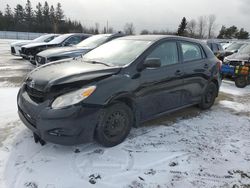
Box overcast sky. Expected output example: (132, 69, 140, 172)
(1, 0, 250, 34)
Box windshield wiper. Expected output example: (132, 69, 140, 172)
(85, 60, 111, 67)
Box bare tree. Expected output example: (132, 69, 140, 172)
(94, 22, 99, 34)
(141, 29, 150, 35)
(107, 27, 114, 33)
(207, 14, 216, 38)
(187, 19, 197, 37)
(124, 22, 135, 35)
(197, 16, 207, 39)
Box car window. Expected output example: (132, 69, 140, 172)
(44, 36, 56, 43)
(65, 36, 82, 45)
(181, 42, 203, 62)
(147, 41, 179, 66)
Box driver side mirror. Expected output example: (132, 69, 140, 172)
(143, 58, 161, 69)
(137, 58, 161, 71)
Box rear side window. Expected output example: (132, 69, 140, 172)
(212, 43, 218, 52)
(217, 44, 223, 51)
(147, 41, 179, 66)
(44, 36, 56, 43)
(180, 42, 203, 62)
(66, 36, 82, 45)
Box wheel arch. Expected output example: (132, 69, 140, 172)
(211, 78, 219, 96)
(107, 93, 140, 127)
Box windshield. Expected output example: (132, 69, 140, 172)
(82, 39, 153, 66)
(77, 35, 109, 48)
(226, 43, 245, 51)
(239, 44, 250, 54)
(48, 34, 71, 44)
(33, 35, 54, 42)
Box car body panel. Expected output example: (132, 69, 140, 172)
(17, 35, 221, 145)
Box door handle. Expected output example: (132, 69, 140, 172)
(175, 70, 183, 76)
(204, 64, 209, 69)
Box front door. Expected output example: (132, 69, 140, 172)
(136, 40, 184, 121)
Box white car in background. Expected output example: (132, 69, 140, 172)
(10, 34, 59, 57)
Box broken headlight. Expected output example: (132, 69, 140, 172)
(51, 85, 96, 109)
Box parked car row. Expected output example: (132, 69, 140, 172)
(11, 34, 59, 56)
(35, 33, 125, 66)
(16, 34, 222, 147)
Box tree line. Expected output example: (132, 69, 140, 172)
(0, 1, 249, 39)
(139, 15, 249, 39)
(0, 0, 83, 33)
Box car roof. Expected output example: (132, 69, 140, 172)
(60, 33, 92, 37)
(118, 35, 203, 43)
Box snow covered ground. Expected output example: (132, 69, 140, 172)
(0, 40, 250, 188)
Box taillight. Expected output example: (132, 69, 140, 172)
(217, 60, 222, 71)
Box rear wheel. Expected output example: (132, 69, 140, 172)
(199, 82, 218, 110)
(95, 103, 133, 147)
(235, 76, 248, 88)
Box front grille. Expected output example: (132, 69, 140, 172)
(25, 85, 46, 103)
(21, 47, 25, 54)
(36, 56, 46, 65)
(18, 106, 36, 128)
(11, 47, 15, 54)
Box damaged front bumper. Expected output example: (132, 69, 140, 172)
(17, 88, 101, 146)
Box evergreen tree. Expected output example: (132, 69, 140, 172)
(0, 11, 3, 30)
(24, 0, 33, 31)
(50, 5, 56, 32)
(14, 4, 25, 24)
(35, 2, 43, 32)
(0, 2, 86, 33)
(236, 28, 249, 39)
(217, 26, 226, 39)
(4, 4, 14, 30)
(42, 1, 50, 32)
(177, 17, 188, 36)
(56, 3, 64, 21)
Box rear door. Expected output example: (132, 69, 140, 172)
(136, 40, 184, 121)
(179, 41, 210, 105)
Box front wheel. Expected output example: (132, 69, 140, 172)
(199, 82, 218, 110)
(95, 103, 133, 147)
(235, 76, 248, 88)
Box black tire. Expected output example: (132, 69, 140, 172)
(235, 76, 248, 88)
(95, 102, 133, 147)
(30, 61, 36, 65)
(199, 82, 218, 110)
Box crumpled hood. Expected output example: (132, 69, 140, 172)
(22, 42, 48, 49)
(11, 40, 31, 47)
(26, 60, 121, 91)
(37, 46, 92, 58)
(37, 46, 94, 58)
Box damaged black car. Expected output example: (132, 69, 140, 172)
(17, 35, 221, 147)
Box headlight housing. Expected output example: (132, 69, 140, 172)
(51, 85, 96, 109)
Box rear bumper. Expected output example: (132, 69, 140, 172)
(18, 89, 102, 145)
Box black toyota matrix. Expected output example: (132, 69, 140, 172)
(17, 35, 222, 147)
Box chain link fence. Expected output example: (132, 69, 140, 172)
(0, 31, 46, 40)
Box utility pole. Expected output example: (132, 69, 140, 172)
(106, 20, 109, 33)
